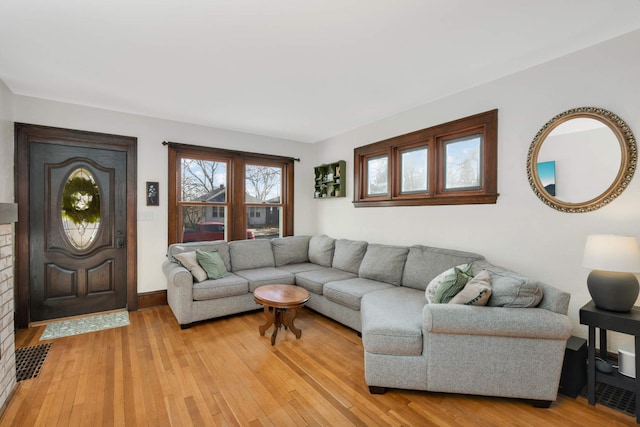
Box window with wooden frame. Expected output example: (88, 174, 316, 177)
(167, 143, 294, 244)
(354, 109, 498, 207)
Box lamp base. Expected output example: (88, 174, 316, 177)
(587, 270, 639, 312)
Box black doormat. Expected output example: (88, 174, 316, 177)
(580, 382, 636, 417)
(15, 343, 52, 382)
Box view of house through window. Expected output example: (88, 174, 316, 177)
(245, 164, 283, 239)
(180, 158, 229, 242)
(168, 144, 294, 244)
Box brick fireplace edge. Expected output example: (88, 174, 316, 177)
(0, 204, 17, 225)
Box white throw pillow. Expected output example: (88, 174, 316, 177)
(448, 270, 492, 306)
(174, 251, 208, 283)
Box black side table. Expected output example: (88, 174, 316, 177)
(579, 301, 640, 423)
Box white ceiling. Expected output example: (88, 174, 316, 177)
(1, 1, 640, 143)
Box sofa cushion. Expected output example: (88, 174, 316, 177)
(276, 262, 327, 274)
(359, 244, 409, 286)
(192, 274, 249, 301)
(324, 278, 394, 311)
(229, 239, 275, 271)
(308, 234, 335, 267)
(271, 235, 311, 266)
(234, 267, 295, 292)
(332, 239, 368, 274)
(449, 270, 492, 306)
(168, 241, 232, 272)
(426, 264, 472, 304)
(173, 251, 208, 283)
(361, 287, 425, 356)
(295, 267, 358, 295)
(402, 245, 484, 291)
(196, 250, 230, 280)
(472, 260, 543, 308)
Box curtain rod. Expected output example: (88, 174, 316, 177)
(162, 140, 301, 162)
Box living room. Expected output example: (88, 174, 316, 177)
(1, 1, 640, 425)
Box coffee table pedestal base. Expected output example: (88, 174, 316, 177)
(258, 306, 302, 346)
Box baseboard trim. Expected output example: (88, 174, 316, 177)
(137, 290, 167, 309)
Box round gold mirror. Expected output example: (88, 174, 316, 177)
(527, 107, 637, 212)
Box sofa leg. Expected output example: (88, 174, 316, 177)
(180, 323, 193, 330)
(532, 400, 552, 408)
(368, 386, 386, 395)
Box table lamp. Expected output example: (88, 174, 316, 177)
(582, 234, 640, 312)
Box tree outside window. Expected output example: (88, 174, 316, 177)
(168, 145, 294, 244)
(245, 164, 282, 239)
(354, 109, 498, 207)
(367, 156, 388, 196)
(445, 136, 482, 190)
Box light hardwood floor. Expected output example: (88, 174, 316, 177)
(1, 306, 636, 426)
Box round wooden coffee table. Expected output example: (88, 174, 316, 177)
(253, 284, 310, 345)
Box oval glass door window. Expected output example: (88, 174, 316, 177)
(61, 167, 101, 249)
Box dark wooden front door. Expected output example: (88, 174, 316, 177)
(30, 143, 127, 320)
(15, 124, 138, 326)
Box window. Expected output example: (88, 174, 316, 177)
(248, 206, 263, 219)
(354, 109, 498, 207)
(168, 144, 294, 244)
(245, 164, 280, 238)
(202, 223, 224, 233)
(61, 167, 101, 249)
(179, 157, 229, 241)
(444, 135, 481, 191)
(366, 155, 388, 196)
(400, 146, 428, 194)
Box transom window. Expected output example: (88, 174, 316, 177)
(444, 134, 482, 191)
(366, 155, 388, 196)
(354, 110, 498, 207)
(400, 146, 428, 194)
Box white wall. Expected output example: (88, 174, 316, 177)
(314, 30, 640, 349)
(0, 79, 13, 202)
(11, 97, 318, 294)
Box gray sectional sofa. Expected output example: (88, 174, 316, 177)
(163, 235, 572, 406)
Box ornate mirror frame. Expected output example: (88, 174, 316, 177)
(527, 107, 637, 212)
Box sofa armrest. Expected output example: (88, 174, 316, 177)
(162, 260, 194, 288)
(423, 304, 572, 340)
(163, 260, 195, 326)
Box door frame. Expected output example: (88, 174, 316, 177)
(15, 123, 138, 328)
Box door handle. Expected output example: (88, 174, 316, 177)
(116, 237, 125, 248)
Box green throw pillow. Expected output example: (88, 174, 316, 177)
(196, 250, 230, 280)
(434, 266, 473, 304)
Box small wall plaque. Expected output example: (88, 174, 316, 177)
(146, 182, 159, 206)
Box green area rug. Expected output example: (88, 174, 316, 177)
(40, 311, 130, 340)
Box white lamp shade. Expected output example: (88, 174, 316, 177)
(582, 234, 640, 273)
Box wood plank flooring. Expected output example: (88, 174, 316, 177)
(2, 306, 636, 426)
